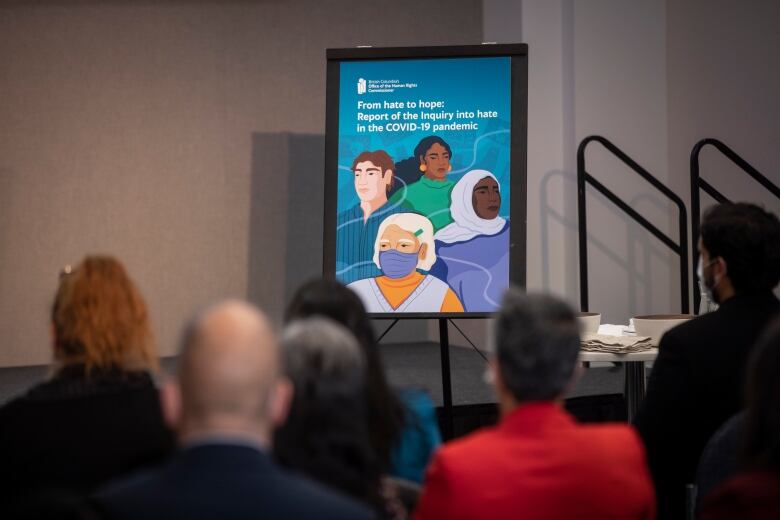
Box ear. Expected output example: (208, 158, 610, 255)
(268, 376, 294, 429)
(714, 256, 728, 277)
(564, 362, 585, 396)
(418, 242, 428, 261)
(50, 322, 59, 356)
(159, 378, 182, 432)
(489, 360, 505, 395)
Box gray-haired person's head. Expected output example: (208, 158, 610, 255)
(275, 317, 381, 506)
(281, 317, 365, 384)
(495, 289, 581, 402)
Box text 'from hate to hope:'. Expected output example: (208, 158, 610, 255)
(355, 100, 499, 133)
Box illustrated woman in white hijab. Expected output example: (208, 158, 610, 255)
(348, 213, 464, 313)
(431, 169, 509, 312)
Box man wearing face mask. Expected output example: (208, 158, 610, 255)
(634, 202, 780, 520)
(347, 213, 464, 313)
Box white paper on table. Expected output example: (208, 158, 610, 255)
(597, 324, 631, 337)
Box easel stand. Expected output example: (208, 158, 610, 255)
(438, 318, 454, 438)
(376, 316, 490, 440)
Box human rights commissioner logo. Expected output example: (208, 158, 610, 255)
(356, 78, 417, 94)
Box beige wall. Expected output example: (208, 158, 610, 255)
(0, 0, 482, 367)
(518, 0, 672, 325)
(515, 0, 778, 324)
(667, 0, 780, 304)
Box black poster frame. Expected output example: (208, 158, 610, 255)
(323, 44, 528, 319)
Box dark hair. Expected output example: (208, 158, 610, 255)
(351, 150, 395, 175)
(700, 203, 780, 294)
(273, 318, 383, 509)
(351, 150, 395, 194)
(414, 135, 452, 165)
(495, 289, 581, 402)
(284, 279, 405, 468)
(389, 136, 453, 196)
(743, 316, 780, 471)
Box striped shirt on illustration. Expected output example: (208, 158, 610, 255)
(335, 202, 404, 285)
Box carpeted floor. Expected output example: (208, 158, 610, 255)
(379, 341, 626, 407)
(1, 344, 630, 413)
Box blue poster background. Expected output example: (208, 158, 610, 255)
(337, 57, 511, 214)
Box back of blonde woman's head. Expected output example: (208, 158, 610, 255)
(52, 255, 157, 372)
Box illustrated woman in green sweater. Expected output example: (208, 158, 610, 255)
(389, 136, 455, 232)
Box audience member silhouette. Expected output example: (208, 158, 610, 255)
(699, 316, 780, 519)
(414, 290, 656, 520)
(695, 411, 745, 512)
(285, 279, 441, 483)
(95, 300, 373, 520)
(274, 318, 387, 512)
(0, 256, 174, 513)
(634, 202, 780, 520)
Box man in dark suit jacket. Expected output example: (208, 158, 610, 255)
(414, 291, 656, 520)
(95, 300, 373, 520)
(634, 202, 780, 520)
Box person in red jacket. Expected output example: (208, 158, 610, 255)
(414, 290, 655, 520)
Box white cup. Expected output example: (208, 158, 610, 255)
(577, 312, 602, 334)
(633, 314, 694, 343)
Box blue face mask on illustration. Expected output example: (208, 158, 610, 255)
(379, 250, 419, 279)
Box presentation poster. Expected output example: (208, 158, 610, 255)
(332, 55, 516, 314)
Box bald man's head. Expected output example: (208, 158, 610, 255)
(175, 300, 289, 439)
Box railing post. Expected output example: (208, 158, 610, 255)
(577, 139, 589, 312)
(579, 135, 690, 316)
(689, 138, 779, 314)
(690, 144, 702, 314)
(679, 203, 690, 314)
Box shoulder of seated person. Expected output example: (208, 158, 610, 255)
(274, 471, 375, 515)
(658, 311, 721, 344)
(577, 422, 642, 443)
(432, 426, 501, 460)
(566, 424, 648, 462)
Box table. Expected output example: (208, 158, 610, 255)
(579, 349, 658, 422)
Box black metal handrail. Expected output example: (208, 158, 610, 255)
(578, 135, 690, 314)
(690, 138, 780, 311)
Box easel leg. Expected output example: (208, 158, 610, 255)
(625, 361, 646, 422)
(439, 318, 454, 440)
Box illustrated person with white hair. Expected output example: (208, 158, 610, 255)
(348, 213, 464, 313)
(431, 169, 509, 312)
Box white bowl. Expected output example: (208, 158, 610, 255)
(577, 312, 602, 334)
(633, 314, 694, 343)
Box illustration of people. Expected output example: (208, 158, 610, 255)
(347, 213, 464, 313)
(336, 150, 403, 284)
(389, 136, 455, 232)
(430, 169, 509, 312)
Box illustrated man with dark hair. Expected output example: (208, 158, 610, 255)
(635, 202, 780, 520)
(336, 150, 404, 284)
(415, 290, 655, 520)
